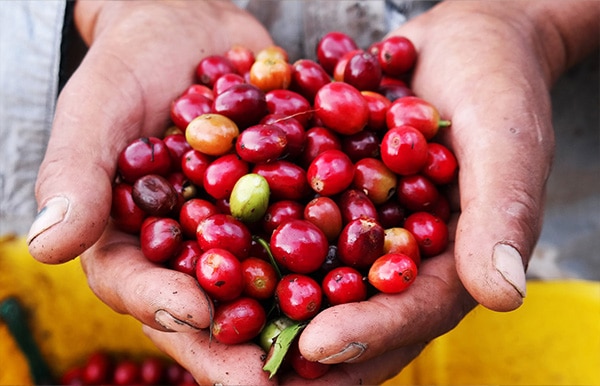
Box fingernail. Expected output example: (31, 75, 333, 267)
(154, 309, 200, 333)
(318, 342, 367, 364)
(492, 243, 527, 298)
(26, 196, 70, 245)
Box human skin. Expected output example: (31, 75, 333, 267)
(27, 0, 599, 384)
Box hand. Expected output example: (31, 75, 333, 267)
(150, 1, 597, 384)
(28, 1, 278, 384)
(288, 1, 598, 383)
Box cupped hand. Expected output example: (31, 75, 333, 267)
(27, 1, 276, 384)
(290, 2, 571, 383)
(28, 1, 272, 263)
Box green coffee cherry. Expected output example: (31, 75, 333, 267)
(229, 173, 270, 223)
(258, 316, 297, 353)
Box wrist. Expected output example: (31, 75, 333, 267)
(441, 0, 599, 86)
(524, 0, 599, 84)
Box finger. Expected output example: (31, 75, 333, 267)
(393, 4, 554, 311)
(80, 223, 212, 332)
(143, 326, 277, 386)
(299, 228, 477, 365)
(280, 343, 426, 385)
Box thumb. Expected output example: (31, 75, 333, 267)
(452, 106, 553, 312)
(26, 55, 140, 263)
(444, 63, 554, 312)
(26, 22, 176, 263)
(392, 4, 555, 312)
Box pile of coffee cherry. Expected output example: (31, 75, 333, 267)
(110, 31, 457, 379)
(59, 351, 194, 386)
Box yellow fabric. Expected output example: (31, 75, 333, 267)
(1, 236, 599, 385)
(0, 236, 162, 384)
(384, 279, 600, 385)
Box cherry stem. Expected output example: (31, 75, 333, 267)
(438, 119, 452, 128)
(252, 235, 283, 279)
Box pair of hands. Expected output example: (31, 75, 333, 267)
(27, 1, 598, 384)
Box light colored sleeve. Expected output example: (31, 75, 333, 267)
(0, 1, 66, 236)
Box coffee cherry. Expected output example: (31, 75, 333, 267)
(170, 92, 213, 131)
(422, 143, 458, 185)
(303, 196, 343, 242)
(229, 173, 271, 223)
(196, 55, 237, 88)
(196, 248, 244, 302)
(140, 217, 183, 263)
(343, 51, 382, 91)
(316, 31, 359, 75)
(212, 83, 267, 129)
(307, 149, 355, 196)
(253, 160, 310, 201)
(352, 157, 397, 205)
(111, 183, 147, 234)
(386, 96, 451, 140)
(262, 200, 304, 235)
(275, 273, 322, 321)
(235, 124, 287, 164)
(250, 57, 292, 92)
(212, 297, 266, 344)
(314, 82, 369, 136)
(132, 174, 179, 217)
(168, 240, 202, 277)
(322, 266, 367, 305)
(290, 59, 331, 102)
(241, 257, 278, 300)
(225, 44, 256, 75)
(196, 214, 252, 260)
(404, 211, 449, 257)
(377, 36, 417, 76)
(368, 253, 417, 294)
(380, 125, 428, 176)
(337, 217, 385, 269)
(265, 89, 313, 128)
(117, 137, 172, 183)
(271, 219, 329, 274)
(203, 154, 249, 200)
(185, 113, 239, 156)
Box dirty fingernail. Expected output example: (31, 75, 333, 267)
(154, 310, 199, 333)
(493, 243, 527, 298)
(26, 196, 70, 245)
(318, 342, 367, 364)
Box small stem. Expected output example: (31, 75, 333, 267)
(438, 119, 452, 128)
(252, 235, 283, 279)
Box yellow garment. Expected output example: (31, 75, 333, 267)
(0, 236, 163, 384)
(385, 278, 600, 385)
(1, 236, 599, 385)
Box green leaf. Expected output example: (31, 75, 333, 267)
(263, 321, 305, 378)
